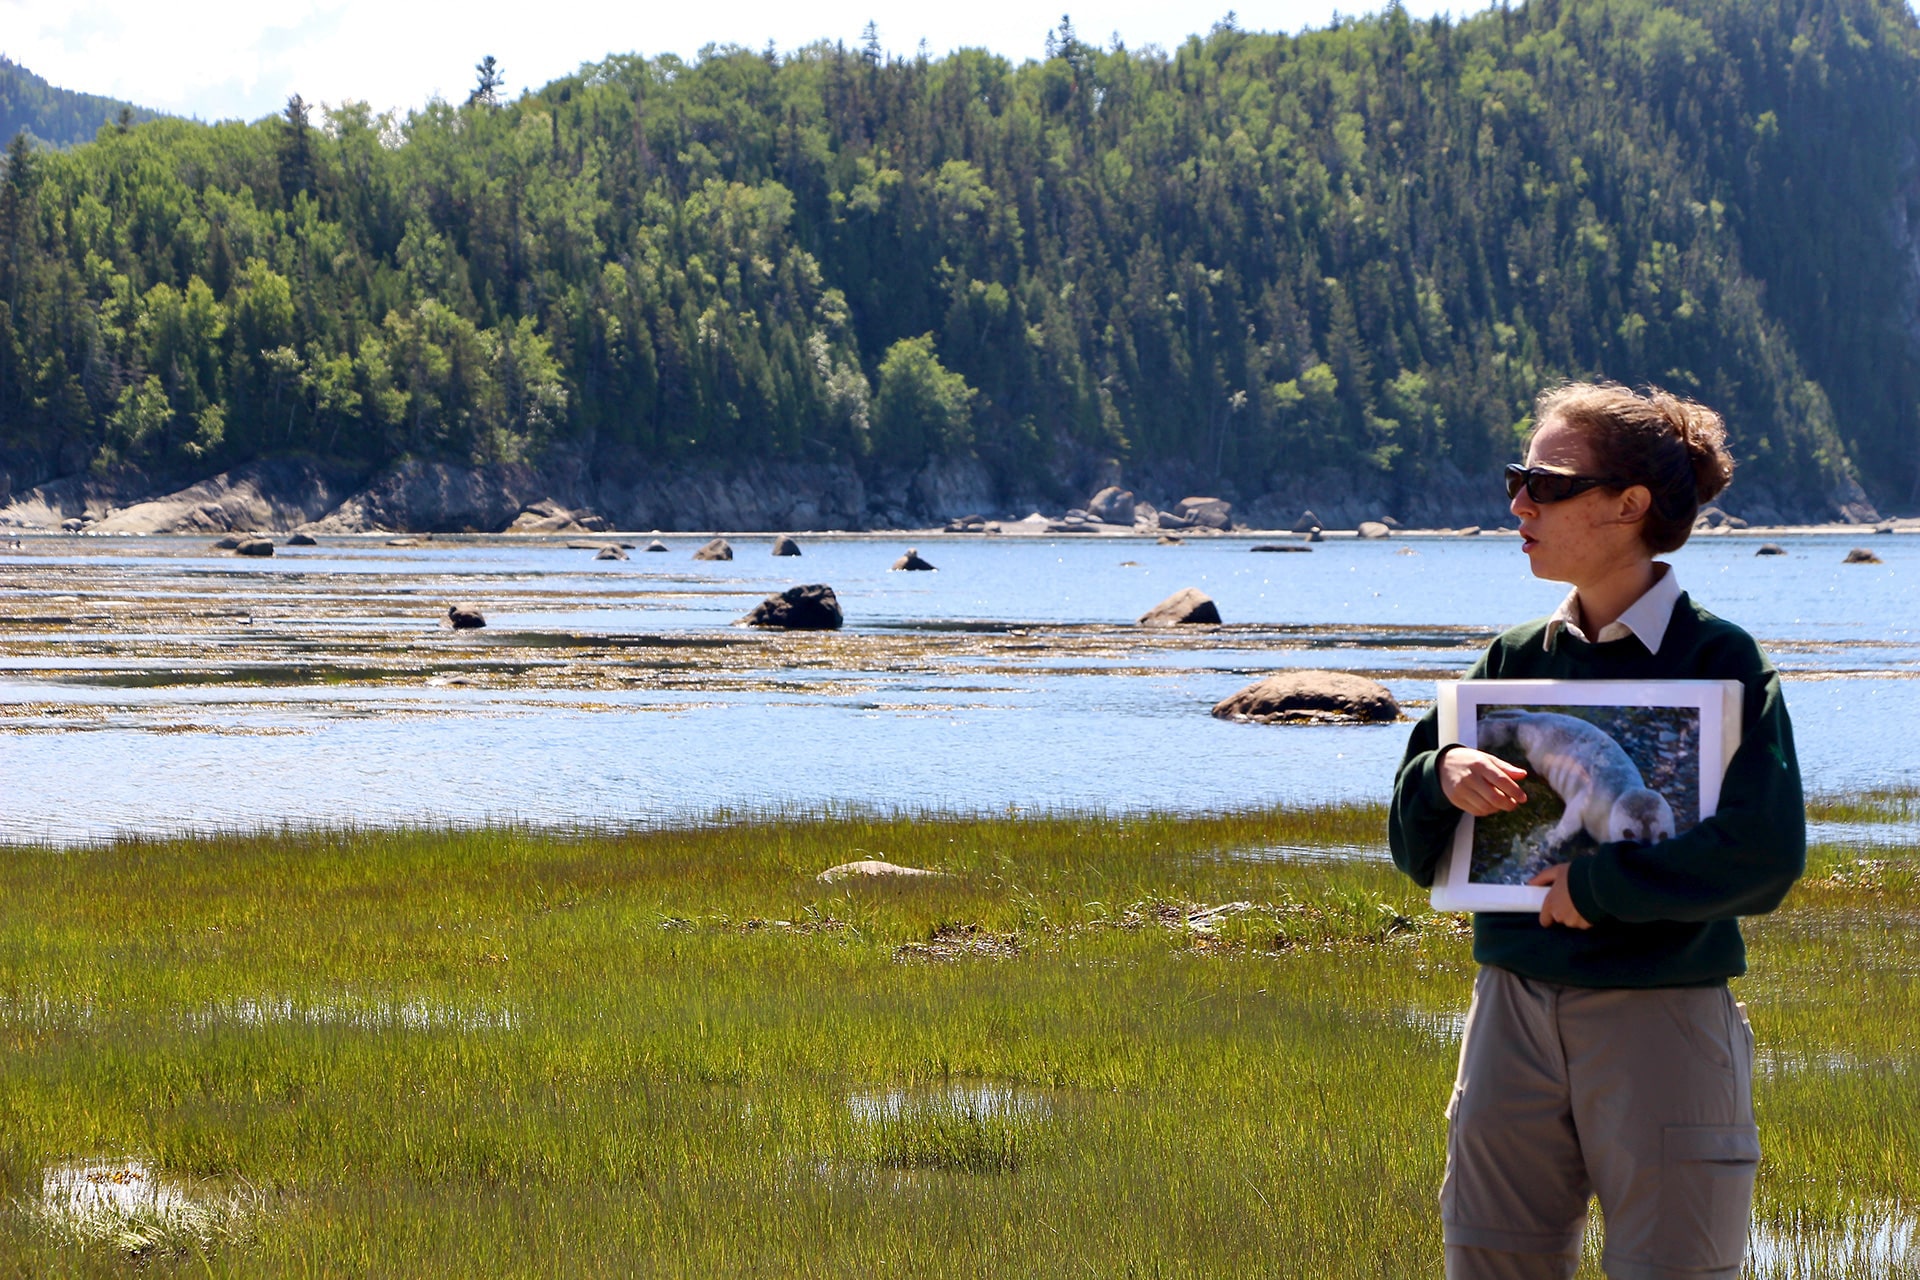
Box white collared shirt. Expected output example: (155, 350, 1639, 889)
(1543, 563, 1683, 655)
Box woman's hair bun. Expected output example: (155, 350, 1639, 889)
(1646, 390, 1734, 505)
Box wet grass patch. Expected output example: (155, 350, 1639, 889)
(0, 803, 1915, 1274)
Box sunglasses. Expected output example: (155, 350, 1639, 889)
(1504, 464, 1627, 504)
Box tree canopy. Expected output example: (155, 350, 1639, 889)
(2, 0, 1917, 512)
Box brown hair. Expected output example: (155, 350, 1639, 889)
(1533, 382, 1734, 554)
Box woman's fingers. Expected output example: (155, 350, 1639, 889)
(1440, 748, 1531, 814)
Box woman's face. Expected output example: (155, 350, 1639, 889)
(1511, 416, 1651, 585)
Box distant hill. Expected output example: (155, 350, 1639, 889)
(2, 0, 1918, 523)
(1, 56, 164, 148)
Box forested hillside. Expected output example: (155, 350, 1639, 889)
(3, 0, 1917, 521)
(0, 57, 162, 150)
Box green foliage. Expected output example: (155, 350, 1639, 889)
(1, 0, 1917, 505)
(870, 334, 975, 461)
(0, 57, 162, 150)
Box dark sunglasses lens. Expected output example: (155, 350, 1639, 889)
(1506, 466, 1581, 503)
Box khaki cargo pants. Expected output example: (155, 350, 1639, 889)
(1443, 965, 1759, 1280)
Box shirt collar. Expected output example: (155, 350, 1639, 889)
(1544, 563, 1682, 655)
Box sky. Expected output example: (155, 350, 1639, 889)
(1, 0, 1462, 124)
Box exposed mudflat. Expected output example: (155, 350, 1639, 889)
(1, 531, 1913, 838)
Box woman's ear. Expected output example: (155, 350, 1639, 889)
(1609, 484, 1653, 526)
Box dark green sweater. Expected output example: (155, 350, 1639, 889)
(1388, 593, 1805, 988)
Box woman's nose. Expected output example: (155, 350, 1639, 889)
(1509, 487, 1535, 520)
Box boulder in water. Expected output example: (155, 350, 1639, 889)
(1251, 543, 1312, 553)
(1212, 671, 1401, 724)
(286, 532, 318, 546)
(1140, 587, 1221, 627)
(741, 583, 844, 630)
(693, 538, 733, 561)
(1755, 543, 1787, 556)
(644, 540, 670, 552)
(1844, 548, 1882, 564)
(891, 547, 936, 571)
(1358, 521, 1390, 539)
(594, 545, 627, 560)
(234, 537, 275, 557)
(448, 604, 487, 629)
(772, 535, 802, 557)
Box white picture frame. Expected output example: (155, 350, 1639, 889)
(1431, 679, 1744, 913)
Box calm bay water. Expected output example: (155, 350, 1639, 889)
(1, 531, 1912, 841)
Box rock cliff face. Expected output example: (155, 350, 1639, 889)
(91, 460, 365, 533)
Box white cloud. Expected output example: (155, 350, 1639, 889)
(3, 0, 1461, 122)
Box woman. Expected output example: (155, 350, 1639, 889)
(1388, 383, 1805, 1280)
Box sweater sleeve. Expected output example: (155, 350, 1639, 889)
(1567, 659, 1805, 925)
(1388, 650, 1492, 888)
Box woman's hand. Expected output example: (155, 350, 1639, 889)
(1527, 862, 1592, 929)
(1438, 747, 1530, 816)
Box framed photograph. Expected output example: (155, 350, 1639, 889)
(1431, 679, 1744, 913)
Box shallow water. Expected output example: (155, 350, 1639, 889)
(1, 531, 1912, 840)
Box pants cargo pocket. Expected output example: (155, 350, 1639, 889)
(1656, 1125, 1760, 1270)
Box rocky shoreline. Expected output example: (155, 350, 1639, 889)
(0, 452, 1902, 538)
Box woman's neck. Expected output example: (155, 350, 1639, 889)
(1573, 559, 1661, 636)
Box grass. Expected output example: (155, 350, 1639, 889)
(0, 804, 1915, 1276)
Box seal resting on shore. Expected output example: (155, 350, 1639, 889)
(1476, 710, 1675, 847)
(891, 548, 936, 571)
(447, 604, 487, 630)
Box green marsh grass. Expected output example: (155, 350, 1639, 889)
(0, 804, 1915, 1275)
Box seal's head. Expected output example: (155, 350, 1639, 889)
(1607, 788, 1676, 844)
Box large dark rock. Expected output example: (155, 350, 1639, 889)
(772, 535, 802, 556)
(1140, 587, 1221, 626)
(286, 532, 318, 546)
(891, 547, 936, 571)
(448, 604, 487, 629)
(594, 545, 627, 560)
(1088, 486, 1136, 526)
(234, 537, 275, 557)
(1212, 671, 1401, 724)
(644, 540, 669, 552)
(693, 538, 734, 561)
(1251, 543, 1312, 553)
(1291, 510, 1323, 533)
(1755, 543, 1787, 556)
(741, 583, 844, 630)
(1844, 548, 1883, 564)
